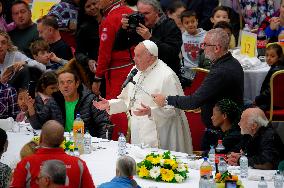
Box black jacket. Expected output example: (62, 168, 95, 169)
(255, 63, 284, 111)
(220, 126, 242, 154)
(29, 86, 112, 138)
(168, 52, 244, 128)
(234, 125, 284, 169)
(114, 14, 182, 75)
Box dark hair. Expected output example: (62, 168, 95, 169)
(211, 6, 229, 18)
(213, 21, 232, 33)
(36, 71, 58, 93)
(11, 0, 30, 11)
(41, 15, 59, 30)
(30, 39, 50, 56)
(180, 10, 197, 22)
(215, 99, 241, 127)
(0, 128, 7, 154)
(125, 0, 138, 7)
(167, 0, 186, 14)
(266, 43, 284, 65)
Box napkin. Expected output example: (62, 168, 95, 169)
(187, 159, 203, 170)
(128, 146, 148, 159)
(248, 169, 276, 181)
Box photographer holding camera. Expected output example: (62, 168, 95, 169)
(116, 0, 182, 76)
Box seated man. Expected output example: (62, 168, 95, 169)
(10, 120, 95, 188)
(0, 83, 19, 119)
(37, 160, 66, 188)
(99, 156, 141, 188)
(227, 108, 284, 170)
(26, 67, 112, 138)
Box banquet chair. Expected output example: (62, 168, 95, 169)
(266, 70, 284, 122)
(184, 67, 209, 151)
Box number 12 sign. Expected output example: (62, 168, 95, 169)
(31, 0, 60, 22)
(240, 31, 257, 58)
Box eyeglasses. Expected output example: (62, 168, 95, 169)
(201, 42, 217, 48)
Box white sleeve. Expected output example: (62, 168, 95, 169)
(15, 51, 46, 71)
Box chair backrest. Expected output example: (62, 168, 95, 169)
(269, 70, 284, 121)
(186, 67, 209, 95)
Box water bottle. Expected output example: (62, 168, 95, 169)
(258, 176, 268, 188)
(118, 133, 127, 156)
(84, 131, 92, 154)
(274, 171, 283, 188)
(243, 24, 251, 32)
(199, 175, 206, 188)
(200, 157, 212, 179)
(257, 28, 267, 57)
(208, 145, 215, 171)
(218, 157, 227, 175)
(209, 175, 216, 188)
(73, 114, 84, 154)
(69, 148, 74, 156)
(215, 140, 225, 173)
(240, 153, 248, 179)
(73, 148, 80, 157)
(65, 148, 70, 155)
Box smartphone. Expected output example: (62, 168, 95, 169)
(225, 181, 237, 188)
(28, 81, 37, 99)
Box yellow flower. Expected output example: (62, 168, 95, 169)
(164, 159, 177, 167)
(138, 165, 149, 178)
(69, 144, 75, 150)
(146, 156, 154, 163)
(161, 169, 175, 182)
(152, 156, 161, 165)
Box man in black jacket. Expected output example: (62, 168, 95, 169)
(227, 108, 284, 170)
(26, 69, 112, 138)
(153, 28, 244, 150)
(117, 0, 182, 75)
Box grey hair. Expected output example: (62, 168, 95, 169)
(137, 0, 162, 14)
(116, 156, 137, 177)
(40, 160, 66, 185)
(207, 28, 230, 51)
(247, 112, 269, 127)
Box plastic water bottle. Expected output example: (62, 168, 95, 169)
(65, 148, 70, 155)
(208, 145, 215, 171)
(257, 28, 267, 57)
(243, 24, 251, 32)
(240, 153, 248, 179)
(258, 176, 268, 188)
(274, 171, 283, 188)
(200, 157, 212, 179)
(73, 148, 80, 157)
(73, 114, 84, 154)
(209, 175, 216, 188)
(118, 133, 127, 156)
(218, 157, 227, 175)
(199, 175, 206, 188)
(215, 140, 225, 173)
(84, 131, 92, 154)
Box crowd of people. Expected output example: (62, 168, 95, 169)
(0, 0, 284, 187)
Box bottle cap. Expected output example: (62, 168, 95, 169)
(218, 140, 222, 144)
(203, 157, 208, 161)
(261, 176, 264, 180)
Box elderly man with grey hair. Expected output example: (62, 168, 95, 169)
(227, 108, 284, 170)
(153, 28, 244, 151)
(37, 160, 66, 188)
(99, 156, 141, 188)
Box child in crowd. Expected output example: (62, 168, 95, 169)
(210, 6, 236, 49)
(0, 1, 15, 32)
(254, 43, 284, 111)
(166, 1, 186, 32)
(16, 89, 29, 122)
(180, 10, 206, 81)
(30, 40, 68, 70)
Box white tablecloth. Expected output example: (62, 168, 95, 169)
(1, 133, 276, 188)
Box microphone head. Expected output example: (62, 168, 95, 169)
(130, 68, 138, 76)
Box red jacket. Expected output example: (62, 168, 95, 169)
(96, 1, 134, 78)
(10, 148, 95, 188)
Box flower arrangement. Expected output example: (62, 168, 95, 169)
(137, 151, 188, 183)
(215, 171, 244, 188)
(32, 136, 75, 151)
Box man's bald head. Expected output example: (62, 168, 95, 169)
(40, 120, 64, 148)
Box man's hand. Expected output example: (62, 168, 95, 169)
(270, 17, 280, 30)
(93, 96, 110, 113)
(88, 60, 97, 73)
(49, 52, 61, 63)
(152, 94, 166, 107)
(136, 23, 152, 40)
(1, 68, 14, 84)
(25, 95, 36, 116)
(92, 81, 101, 95)
(121, 14, 129, 30)
(226, 152, 242, 166)
(13, 61, 26, 72)
(133, 103, 151, 116)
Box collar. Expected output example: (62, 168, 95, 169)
(36, 147, 65, 154)
(38, 92, 51, 104)
(141, 60, 158, 75)
(211, 51, 231, 66)
(103, 0, 122, 16)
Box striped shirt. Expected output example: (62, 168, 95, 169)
(0, 83, 19, 119)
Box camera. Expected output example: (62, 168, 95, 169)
(127, 12, 145, 32)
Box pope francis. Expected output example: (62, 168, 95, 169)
(93, 40, 193, 154)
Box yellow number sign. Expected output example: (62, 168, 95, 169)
(240, 31, 257, 57)
(31, 0, 60, 22)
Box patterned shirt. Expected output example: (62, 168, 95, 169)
(0, 162, 12, 188)
(47, 1, 79, 29)
(0, 83, 19, 119)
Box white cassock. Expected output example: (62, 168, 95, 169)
(108, 59, 193, 154)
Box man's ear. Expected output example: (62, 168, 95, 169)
(210, 17, 214, 24)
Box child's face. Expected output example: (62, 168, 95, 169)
(211, 10, 229, 25)
(265, 49, 279, 66)
(18, 91, 28, 112)
(182, 16, 198, 35)
(168, 7, 186, 31)
(33, 51, 50, 65)
(43, 84, 58, 96)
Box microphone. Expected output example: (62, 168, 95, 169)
(121, 68, 138, 89)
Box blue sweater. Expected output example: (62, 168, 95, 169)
(99, 177, 141, 188)
(265, 26, 283, 39)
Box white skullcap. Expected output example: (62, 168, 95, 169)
(142, 40, 158, 57)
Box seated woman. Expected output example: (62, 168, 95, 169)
(0, 128, 12, 188)
(211, 99, 242, 153)
(99, 156, 141, 188)
(254, 43, 284, 111)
